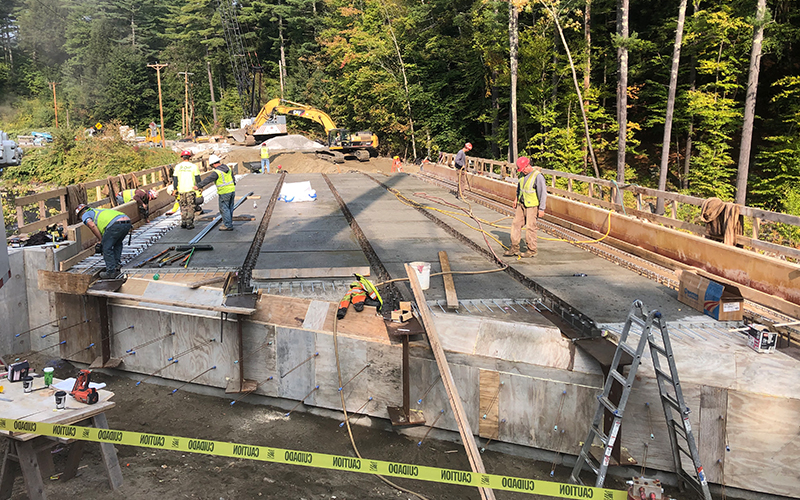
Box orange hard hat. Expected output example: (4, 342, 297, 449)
(464, 142, 472, 151)
(516, 156, 531, 171)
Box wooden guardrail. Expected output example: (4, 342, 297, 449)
(437, 152, 800, 260)
(10, 159, 213, 236)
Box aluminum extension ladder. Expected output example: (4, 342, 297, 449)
(569, 300, 712, 500)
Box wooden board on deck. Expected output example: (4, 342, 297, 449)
(438, 251, 459, 310)
(302, 301, 330, 331)
(478, 370, 500, 439)
(252, 266, 370, 280)
(38, 270, 95, 295)
(59, 247, 96, 272)
(699, 386, 728, 484)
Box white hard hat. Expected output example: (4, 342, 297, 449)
(208, 154, 222, 165)
(166, 185, 175, 196)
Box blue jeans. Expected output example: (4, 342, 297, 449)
(218, 192, 235, 228)
(261, 158, 270, 173)
(102, 220, 131, 272)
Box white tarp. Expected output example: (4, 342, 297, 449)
(279, 181, 317, 203)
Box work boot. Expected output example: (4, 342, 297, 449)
(99, 270, 116, 279)
(519, 251, 537, 258)
(180, 223, 187, 229)
(218, 225, 233, 231)
(503, 248, 519, 257)
(186, 223, 194, 230)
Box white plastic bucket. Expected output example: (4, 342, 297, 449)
(410, 261, 431, 290)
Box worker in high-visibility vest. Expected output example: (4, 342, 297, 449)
(260, 142, 270, 174)
(504, 156, 546, 258)
(197, 154, 236, 231)
(76, 204, 131, 279)
(172, 150, 201, 229)
(391, 156, 401, 172)
(115, 189, 158, 221)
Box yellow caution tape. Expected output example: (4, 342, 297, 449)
(1, 418, 626, 499)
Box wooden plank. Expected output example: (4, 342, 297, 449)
(14, 187, 68, 206)
(438, 251, 459, 310)
(18, 212, 69, 235)
(85, 289, 256, 315)
(699, 386, 727, 484)
(736, 234, 800, 261)
(38, 270, 95, 295)
(59, 247, 96, 272)
(187, 275, 227, 289)
(302, 301, 330, 331)
(405, 263, 495, 500)
(91, 413, 124, 490)
(478, 370, 500, 439)
(251, 266, 370, 280)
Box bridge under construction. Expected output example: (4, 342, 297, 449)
(3, 155, 799, 499)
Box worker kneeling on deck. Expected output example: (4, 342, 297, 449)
(76, 204, 131, 279)
(504, 156, 546, 258)
(197, 154, 236, 231)
(116, 189, 157, 221)
(173, 150, 201, 229)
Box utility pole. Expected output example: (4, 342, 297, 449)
(178, 71, 194, 138)
(50, 82, 59, 128)
(148, 63, 168, 148)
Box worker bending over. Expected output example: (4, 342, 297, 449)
(173, 150, 201, 229)
(197, 154, 236, 231)
(76, 204, 131, 279)
(504, 156, 547, 258)
(116, 188, 157, 221)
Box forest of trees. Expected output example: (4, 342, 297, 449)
(1, 0, 799, 213)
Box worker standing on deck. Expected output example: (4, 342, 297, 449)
(260, 142, 270, 174)
(504, 156, 546, 258)
(116, 188, 158, 221)
(454, 142, 472, 199)
(392, 156, 402, 172)
(173, 150, 201, 229)
(75, 204, 131, 279)
(197, 154, 236, 231)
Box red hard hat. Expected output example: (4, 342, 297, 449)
(180, 150, 192, 158)
(516, 156, 531, 171)
(464, 142, 473, 151)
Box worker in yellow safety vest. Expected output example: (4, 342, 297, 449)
(172, 150, 201, 229)
(197, 154, 236, 231)
(503, 156, 547, 258)
(76, 204, 131, 279)
(260, 142, 270, 173)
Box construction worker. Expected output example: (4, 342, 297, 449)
(197, 154, 236, 231)
(504, 156, 547, 258)
(391, 156, 401, 172)
(116, 189, 158, 221)
(75, 204, 131, 279)
(454, 142, 472, 199)
(260, 142, 270, 173)
(173, 150, 201, 229)
(337, 275, 382, 319)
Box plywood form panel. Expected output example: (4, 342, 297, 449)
(479, 370, 500, 439)
(620, 376, 702, 475)
(362, 342, 403, 420)
(313, 332, 370, 414)
(725, 391, 800, 497)
(699, 386, 727, 484)
(57, 293, 101, 365)
(108, 307, 173, 373)
(276, 327, 317, 404)
(242, 322, 278, 397)
(498, 372, 595, 455)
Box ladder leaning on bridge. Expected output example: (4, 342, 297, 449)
(570, 300, 713, 500)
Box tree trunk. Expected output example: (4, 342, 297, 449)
(207, 60, 218, 126)
(509, 1, 519, 164)
(683, 0, 700, 191)
(543, 4, 600, 177)
(656, 0, 688, 214)
(491, 69, 500, 159)
(735, 0, 768, 205)
(385, 13, 417, 159)
(616, 0, 629, 204)
(583, 0, 592, 174)
(279, 14, 287, 81)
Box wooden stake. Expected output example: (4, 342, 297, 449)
(148, 63, 168, 148)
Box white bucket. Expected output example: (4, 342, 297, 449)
(409, 261, 431, 290)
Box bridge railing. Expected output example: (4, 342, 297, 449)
(8, 158, 212, 237)
(437, 152, 800, 261)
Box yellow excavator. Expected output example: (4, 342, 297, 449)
(234, 98, 378, 162)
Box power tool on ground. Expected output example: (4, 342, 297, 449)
(71, 369, 99, 404)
